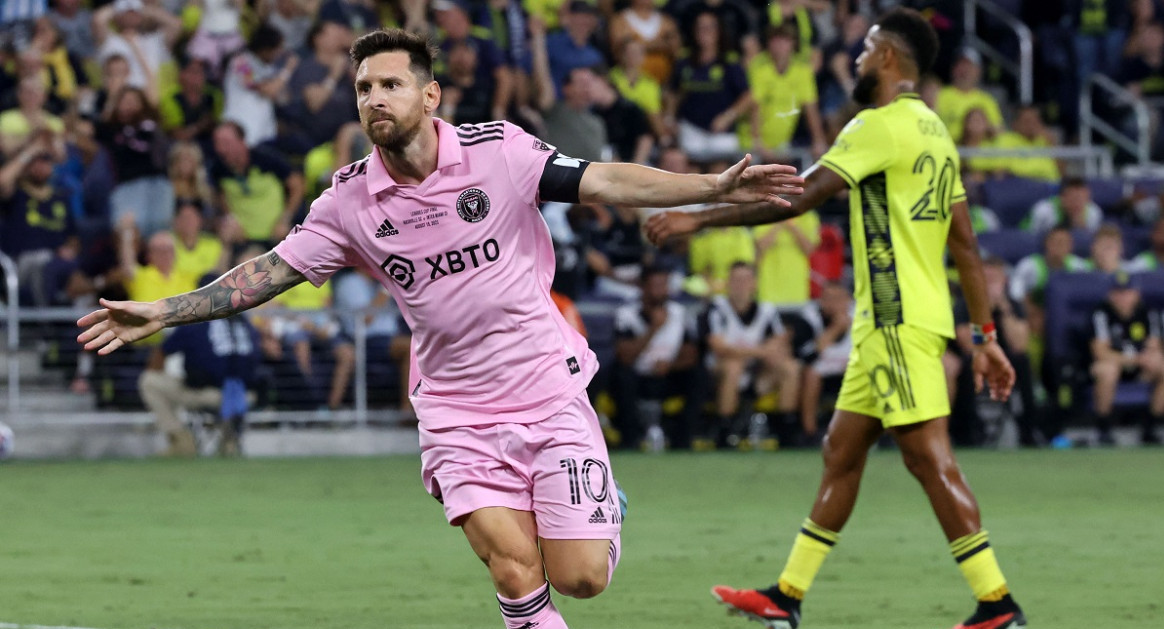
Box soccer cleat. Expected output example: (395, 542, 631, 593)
(711, 585, 800, 629)
(953, 595, 1027, 629)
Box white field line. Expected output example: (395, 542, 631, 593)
(0, 622, 112, 629)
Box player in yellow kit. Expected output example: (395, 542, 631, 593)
(645, 9, 1025, 629)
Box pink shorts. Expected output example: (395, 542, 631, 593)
(419, 392, 622, 540)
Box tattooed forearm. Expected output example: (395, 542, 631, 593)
(700, 202, 801, 228)
(158, 249, 305, 326)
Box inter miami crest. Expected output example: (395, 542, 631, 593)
(456, 188, 491, 223)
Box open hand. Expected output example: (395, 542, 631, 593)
(77, 298, 165, 355)
(714, 154, 804, 206)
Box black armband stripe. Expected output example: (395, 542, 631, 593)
(538, 152, 590, 204)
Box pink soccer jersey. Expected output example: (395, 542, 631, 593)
(274, 119, 598, 429)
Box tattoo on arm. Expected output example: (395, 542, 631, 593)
(701, 202, 800, 228)
(158, 250, 305, 325)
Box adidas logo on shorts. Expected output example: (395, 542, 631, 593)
(589, 507, 607, 524)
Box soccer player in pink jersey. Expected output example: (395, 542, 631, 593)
(77, 28, 804, 628)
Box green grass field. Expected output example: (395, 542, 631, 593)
(1, 448, 1162, 629)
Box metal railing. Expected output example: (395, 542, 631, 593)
(964, 0, 1034, 104)
(959, 145, 1115, 178)
(1080, 73, 1153, 166)
(0, 252, 18, 416)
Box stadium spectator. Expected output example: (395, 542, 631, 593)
(1120, 20, 1164, 91)
(89, 54, 132, 120)
(464, 0, 532, 93)
(960, 107, 1004, 183)
(588, 203, 648, 299)
(697, 262, 800, 448)
(607, 0, 681, 84)
(302, 121, 370, 199)
(820, 12, 867, 114)
(167, 141, 215, 211)
(280, 19, 358, 153)
(172, 201, 233, 279)
(797, 281, 853, 443)
(64, 116, 116, 236)
(0, 75, 64, 158)
(265, 280, 357, 412)
(753, 205, 819, 306)
(93, 0, 181, 92)
(436, 40, 499, 125)
(98, 86, 173, 237)
(935, 48, 1003, 143)
(589, 74, 655, 164)
(159, 56, 222, 145)
(1088, 272, 1164, 445)
(954, 257, 1043, 447)
(1089, 223, 1129, 273)
(185, 0, 247, 78)
(114, 215, 198, 343)
(530, 21, 608, 162)
(688, 222, 754, 295)
(28, 18, 82, 114)
(990, 105, 1062, 182)
(259, 0, 317, 53)
(1127, 217, 1164, 271)
(672, 0, 759, 59)
(744, 23, 827, 160)
(544, 1, 604, 97)
(331, 267, 414, 415)
(918, 72, 941, 111)
(221, 24, 298, 148)
(1009, 226, 1091, 337)
(317, 0, 378, 33)
(0, 139, 78, 307)
(210, 121, 306, 245)
(1068, 0, 1129, 87)
(138, 272, 261, 457)
(613, 266, 698, 450)
(667, 12, 752, 164)
(433, 0, 513, 121)
(609, 37, 670, 142)
(1023, 177, 1103, 234)
(48, 0, 96, 61)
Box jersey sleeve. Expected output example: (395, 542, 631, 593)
(818, 111, 896, 187)
(272, 182, 355, 287)
(501, 121, 591, 205)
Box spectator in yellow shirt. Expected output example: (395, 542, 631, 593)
(610, 38, 670, 141)
(753, 211, 820, 306)
(741, 24, 827, 159)
(116, 215, 197, 344)
(688, 224, 755, 295)
(991, 105, 1061, 182)
(935, 48, 1003, 142)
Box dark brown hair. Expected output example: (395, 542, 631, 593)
(350, 28, 438, 82)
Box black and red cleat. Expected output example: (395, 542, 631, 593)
(711, 585, 800, 629)
(953, 595, 1028, 629)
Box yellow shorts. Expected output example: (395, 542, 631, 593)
(835, 325, 951, 427)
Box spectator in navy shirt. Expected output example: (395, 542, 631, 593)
(0, 138, 79, 307)
(667, 11, 751, 164)
(545, 1, 605, 97)
(138, 272, 262, 457)
(279, 19, 358, 151)
(433, 0, 514, 121)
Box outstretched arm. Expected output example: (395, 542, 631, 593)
(77, 250, 307, 355)
(578, 153, 804, 209)
(642, 162, 845, 244)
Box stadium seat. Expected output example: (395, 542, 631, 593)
(1071, 229, 1094, 258)
(976, 229, 1039, 265)
(981, 177, 1058, 228)
(1087, 178, 1126, 213)
(1124, 225, 1152, 257)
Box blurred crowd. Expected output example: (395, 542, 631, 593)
(2, 0, 1164, 454)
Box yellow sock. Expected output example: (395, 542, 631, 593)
(776, 519, 839, 600)
(950, 530, 1008, 601)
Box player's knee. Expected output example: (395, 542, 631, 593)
(900, 447, 956, 482)
(549, 568, 608, 599)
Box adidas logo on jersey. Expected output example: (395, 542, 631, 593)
(375, 218, 398, 238)
(589, 507, 607, 524)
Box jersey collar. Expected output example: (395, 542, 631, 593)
(366, 118, 465, 195)
(894, 92, 923, 102)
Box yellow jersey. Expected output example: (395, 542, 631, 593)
(125, 265, 197, 345)
(173, 233, 223, 280)
(754, 211, 820, 305)
(688, 226, 755, 294)
(818, 93, 966, 344)
(934, 86, 1003, 142)
(740, 55, 817, 149)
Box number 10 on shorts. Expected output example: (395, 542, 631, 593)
(560, 457, 610, 504)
